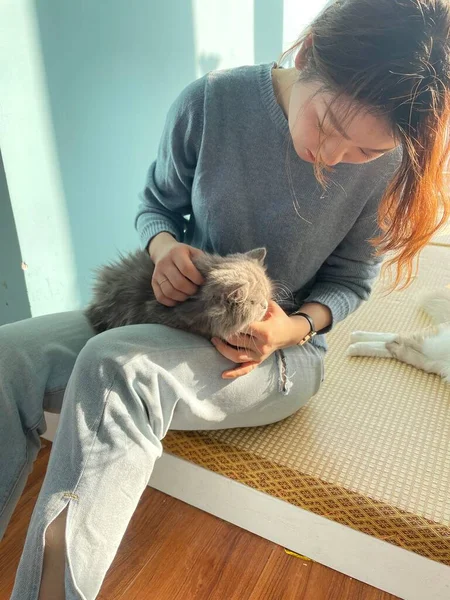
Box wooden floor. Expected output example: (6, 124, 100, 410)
(0, 442, 400, 600)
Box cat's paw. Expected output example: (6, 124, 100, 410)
(385, 340, 401, 359)
(350, 331, 376, 343)
(347, 341, 393, 358)
(350, 331, 398, 344)
(347, 342, 371, 356)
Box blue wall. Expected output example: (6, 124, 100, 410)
(0, 151, 31, 325)
(34, 0, 199, 307)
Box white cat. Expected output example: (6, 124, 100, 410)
(347, 289, 450, 384)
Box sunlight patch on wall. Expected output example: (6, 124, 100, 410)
(192, 0, 254, 78)
(282, 0, 330, 65)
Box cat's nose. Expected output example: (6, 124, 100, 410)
(261, 299, 269, 312)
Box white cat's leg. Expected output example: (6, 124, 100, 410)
(347, 341, 393, 358)
(350, 331, 398, 344)
(386, 340, 429, 371)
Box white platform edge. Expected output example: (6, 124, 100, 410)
(150, 452, 450, 600)
(42, 414, 450, 600)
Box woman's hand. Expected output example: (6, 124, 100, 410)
(211, 300, 310, 379)
(149, 233, 205, 306)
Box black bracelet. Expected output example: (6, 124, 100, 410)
(291, 311, 317, 345)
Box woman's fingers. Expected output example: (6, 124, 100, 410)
(173, 252, 205, 287)
(152, 243, 205, 306)
(221, 361, 260, 379)
(165, 262, 199, 296)
(152, 273, 186, 306)
(152, 281, 178, 307)
(212, 331, 275, 378)
(211, 338, 259, 363)
(225, 333, 262, 355)
(153, 263, 198, 303)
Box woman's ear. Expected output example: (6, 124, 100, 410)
(295, 33, 313, 71)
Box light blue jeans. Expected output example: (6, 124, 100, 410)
(0, 310, 325, 599)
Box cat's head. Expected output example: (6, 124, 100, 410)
(192, 248, 273, 339)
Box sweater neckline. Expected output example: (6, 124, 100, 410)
(259, 62, 291, 136)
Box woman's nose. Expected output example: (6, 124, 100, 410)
(320, 141, 346, 166)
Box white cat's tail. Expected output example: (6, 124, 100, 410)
(419, 289, 450, 325)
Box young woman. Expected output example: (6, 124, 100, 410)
(3, 0, 449, 598)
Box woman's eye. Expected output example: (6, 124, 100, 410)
(360, 149, 371, 159)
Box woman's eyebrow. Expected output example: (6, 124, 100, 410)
(324, 103, 352, 140)
(324, 103, 395, 153)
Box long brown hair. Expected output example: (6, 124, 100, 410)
(283, 0, 450, 289)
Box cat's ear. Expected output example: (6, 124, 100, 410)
(246, 247, 266, 264)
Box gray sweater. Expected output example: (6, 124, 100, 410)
(135, 63, 401, 350)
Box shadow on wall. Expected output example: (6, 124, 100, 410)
(33, 0, 285, 308)
(254, 0, 284, 64)
(0, 150, 31, 325)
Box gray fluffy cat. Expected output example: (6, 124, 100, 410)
(85, 247, 273, 340)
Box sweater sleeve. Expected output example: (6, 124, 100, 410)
(303, 171, 396, 335)
(135, 76, 206, 249)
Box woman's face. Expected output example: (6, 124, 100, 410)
(288, 78, 399, 166)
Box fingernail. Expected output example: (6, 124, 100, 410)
(211, 337, 218, 344)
